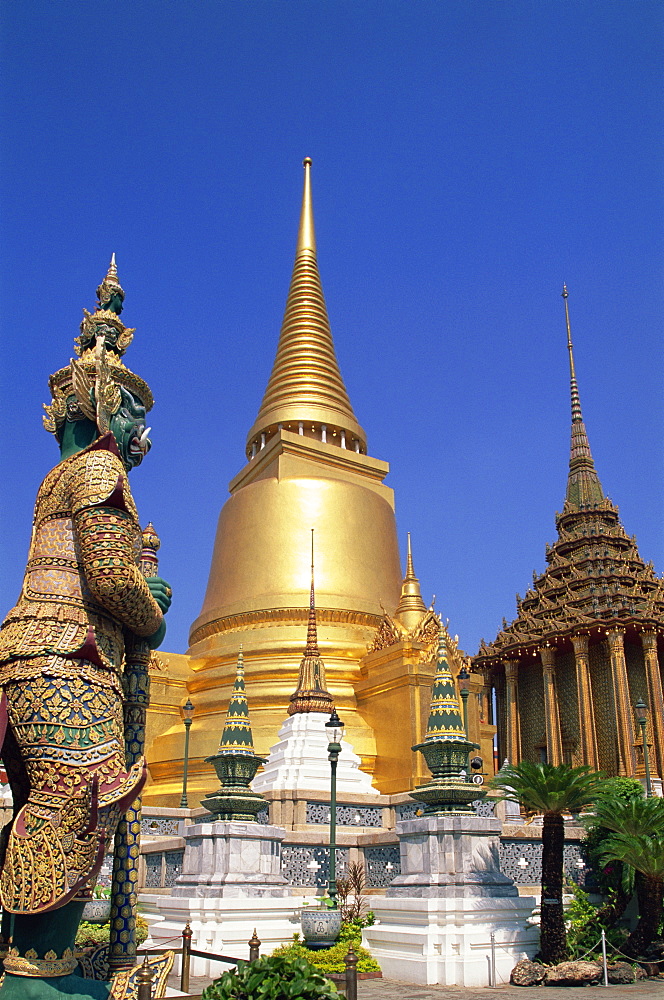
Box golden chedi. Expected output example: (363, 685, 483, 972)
(144, 159, 405, 803)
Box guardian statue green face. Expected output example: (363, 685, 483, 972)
(0, 258, 171, 998)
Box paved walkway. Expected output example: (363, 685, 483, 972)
(171, 972, 664, 999)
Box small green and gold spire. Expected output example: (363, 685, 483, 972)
(219, 648, 255, 755)
(424, 631, 467, 742)
(562, 285, 605, 511)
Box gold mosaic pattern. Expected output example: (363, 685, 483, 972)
(0, 438, 157, 914)
(589, 641, 618, 774)
(4, 946, 77, 978)
(517, 661, 546, 764)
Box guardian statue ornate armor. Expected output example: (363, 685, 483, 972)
(0, 258, 171, 998)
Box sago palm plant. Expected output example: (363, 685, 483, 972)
(490, 761, 605, 964)
(591, 795, 664, 957)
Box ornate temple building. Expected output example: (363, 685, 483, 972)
(144, 160, 493, 805)
(473, 287, 664, 792)
(143, 165, 662, 808)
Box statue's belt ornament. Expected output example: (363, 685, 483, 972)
(4, 946, 77, 978)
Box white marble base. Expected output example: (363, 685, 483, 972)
(140, 892, 306, 979)
(252, 712, 378, 795)
(172, 821, 289, 897)
(363, 895, 538, 987)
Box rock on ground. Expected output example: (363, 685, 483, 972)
(545, 960, 603, 986)
(606, 962, 636, 984)
(510, 960, 548, 986)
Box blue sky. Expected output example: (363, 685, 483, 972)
(1, 1, 662, 656)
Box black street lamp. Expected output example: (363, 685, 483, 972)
(325, 709, 344, 907)
(635, 699, 652, 798)
(180, 698, 194, 808)
(457, 665, 470, 738)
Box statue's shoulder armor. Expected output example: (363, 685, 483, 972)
(66, 434, 137, 521)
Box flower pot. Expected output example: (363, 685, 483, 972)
(300, 907, 342, 950)
(82, 899, 111, 923)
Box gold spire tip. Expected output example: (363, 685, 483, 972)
(562, 283, 568, 298)
(303, 157, 312, 167)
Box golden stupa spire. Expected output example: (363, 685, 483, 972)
(394, 532, 428, 632)
(288, 530, 334, 715)
(561, 285, 605, 510)
(246, 158, 366, 458)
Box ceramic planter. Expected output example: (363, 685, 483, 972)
(82, 899, 111, 923)
(300, 907, 342, 950)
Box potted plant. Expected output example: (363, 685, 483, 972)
(82, 884, 112, 923)
(300, 895, 342, 950)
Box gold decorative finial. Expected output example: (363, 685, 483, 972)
(560, 286, 605, 510)
(288, 529, 333, 714)
(96, 253, 125, 309)
(394, 533, 428, 631)
(297, 156, 316, 254)
(245, 158, 366, 457)
(305, 528, 319, 656)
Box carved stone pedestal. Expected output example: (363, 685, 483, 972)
(363, 815, 537, 986)
(171, 820, 289, 898)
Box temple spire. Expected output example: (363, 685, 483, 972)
(394, 533, 428, 631)
(246, 158, 366, 458)
(561, 285, 605, 510)
(424, 630, 467, 742)
(288, 530, 334, 715)
(218, 648, 255, 754)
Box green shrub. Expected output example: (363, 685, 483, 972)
(201, 954, 339, 999)
(272, 937, 380, 974)
(565, 882, 629, 960)
(75, 914, 149, 948)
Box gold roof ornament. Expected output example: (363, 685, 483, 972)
(96, 252, 125, 311)
(288, 529, 334, 715)
(562, 284, 605, 511)
(245, 158, 366, 457)
(43, 256, 153, 437)
(394, 533, 429, 631)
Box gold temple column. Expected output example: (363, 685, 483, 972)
(539, 644, 563, 766)
(571, 633, 600, 770)
(640, 630, 664, 780)
(606, 628, 636, 776)
(503, 659, 521, 764)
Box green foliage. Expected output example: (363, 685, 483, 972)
(93, 883, 111, 899)
(584, 788, 663, 903)
(489, 762, 605, 818)
(75, 914, 149, 948)
(272, 938, 380, 974)
(564, 882, 628, 960)
(338, 913, 375, 944)
(201, 954, 340, 999)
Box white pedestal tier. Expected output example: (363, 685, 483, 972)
(363, 895, 538, 987)
(140, 892, 306, 979)
(252, 712, 378, 795)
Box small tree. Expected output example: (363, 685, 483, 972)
(490, 762, 605, 964)
(590, 794, 664, 957)
(583, 778, 643, 928)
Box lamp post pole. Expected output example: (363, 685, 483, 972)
(325, 709, 344, 907)
(635, 699, 652, 798)
(180, 699, 194, 808)
(458, 666, 471, 777)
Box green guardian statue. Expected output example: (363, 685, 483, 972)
(0, 257, 172, 998)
